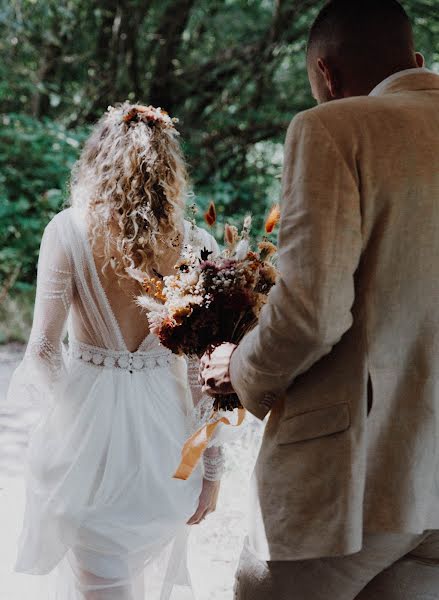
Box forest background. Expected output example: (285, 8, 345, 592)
(1, 0, 438, 342)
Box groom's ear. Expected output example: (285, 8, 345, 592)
(317, 58, 341, 100)
(415, 52, 425, 68)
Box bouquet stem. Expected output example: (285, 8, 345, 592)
(213, 393, 243, 411)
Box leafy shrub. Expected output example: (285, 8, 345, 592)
(0, 114, 88, 341)
(0, 113, 88, 288)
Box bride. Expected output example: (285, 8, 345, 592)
(7, 103, 224, 599)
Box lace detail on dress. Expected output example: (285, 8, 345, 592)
(21, 219, 74, 390)
(28, 333, 62, 376)
(70, 339, 177, 372)
(189, 394, 214, 429)
(187, 357, 219, 437)
(187, 357, 201, 387)
(41, 265, 73, 314)
(188, 356, 239, 442)
(187, 358, 213, 412)
(203, 447, 225, 481)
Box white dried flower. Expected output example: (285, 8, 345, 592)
(136, 296, 166, 313)
(125, 266, 147, 283)
(234, 239, 250, 260)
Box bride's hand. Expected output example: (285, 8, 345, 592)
(187, 478, 221, 525)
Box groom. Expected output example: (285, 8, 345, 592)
(201, 0, 439, 597)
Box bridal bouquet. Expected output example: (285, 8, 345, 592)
(132, 203, 280, 412)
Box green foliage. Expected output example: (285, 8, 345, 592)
(0, 114, 88, 285)
(0, 0, 438, 342)
(0, 286, 35, 344)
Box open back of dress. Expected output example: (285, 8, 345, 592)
(7, 207, 220, 600)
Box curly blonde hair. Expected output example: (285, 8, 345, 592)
(70, 102, 188, 280)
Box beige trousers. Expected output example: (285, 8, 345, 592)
(234, 531, 439, 599)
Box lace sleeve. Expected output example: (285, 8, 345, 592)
(187, 357, 225, 481)
(7, 217, 73, 411)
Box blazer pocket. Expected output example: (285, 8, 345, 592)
(278, 402, 351, 445)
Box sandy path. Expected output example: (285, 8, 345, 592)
(0, 344, 263, 600)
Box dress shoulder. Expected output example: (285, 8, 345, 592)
(40, 207, 81, 266)
(50, 206, 74, 224)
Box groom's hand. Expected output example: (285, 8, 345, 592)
(200, 343, 237, 395)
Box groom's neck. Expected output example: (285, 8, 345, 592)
(342, 59, 420, 97)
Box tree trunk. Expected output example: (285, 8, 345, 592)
(86, 0, 149, 118)
(31, 41, 62, 118)
(148, 0, 197, 111)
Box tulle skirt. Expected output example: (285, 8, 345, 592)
(14, 353, 203, 599)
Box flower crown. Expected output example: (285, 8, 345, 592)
(107, 104, 179, 131)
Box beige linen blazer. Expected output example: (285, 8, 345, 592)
(230, 71, 439, 561)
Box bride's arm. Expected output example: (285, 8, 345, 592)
(186, 225, 225, 481)
(187, 356, 224, 525)
(28, 218, 73, 383)
(7, 217, 73, 410)
(187, 357, 225, 482)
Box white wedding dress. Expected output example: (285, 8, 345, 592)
(6, 207, 224, 599)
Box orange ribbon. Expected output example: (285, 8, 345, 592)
(173, 408, 246, 480)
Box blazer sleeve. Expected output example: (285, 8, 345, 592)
(230, 110, 362, 419)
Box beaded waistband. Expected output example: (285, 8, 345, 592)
(69, 339, 176, 373)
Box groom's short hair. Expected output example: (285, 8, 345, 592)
(307, 0, 414, 61)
